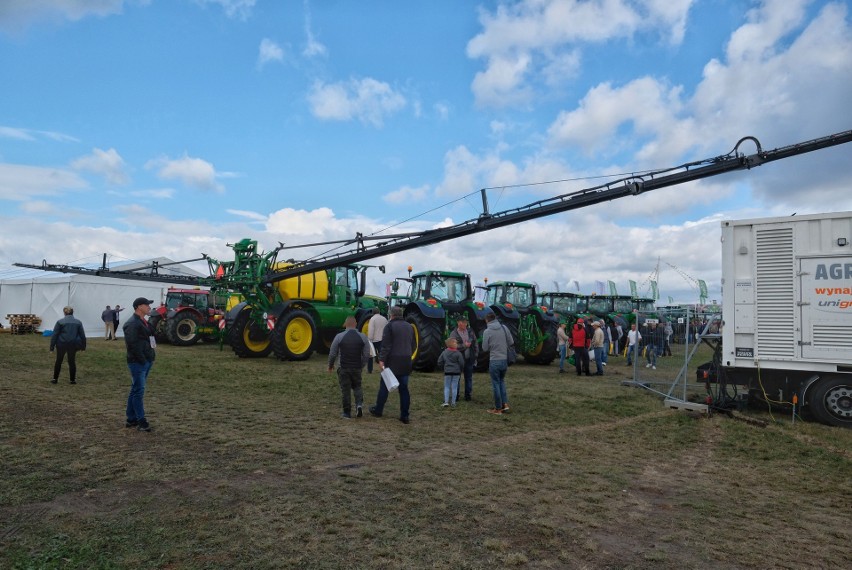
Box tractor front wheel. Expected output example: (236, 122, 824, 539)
(271, 309, 316, 361)
(407, 312, 443, 372)
(228, 308, 272, 358)
(167, 312, 202, 346)
(525, 319, 558, 365)
(147, 315, 169, 344)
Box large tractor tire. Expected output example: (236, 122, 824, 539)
(524, 319, 558, 365)
(407, 312, 443, 372)
(503, 318, 520, 366)
(228, 308, 272, 358)
(147, 315, 169, 344)
(271, 309, 316, 361)
(809, 375, 852, 428)
(166, 312, 202, 346)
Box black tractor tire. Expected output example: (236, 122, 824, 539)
(502, 317, 520, 366)
(228, 308, 272, 358)
(407, 312, 443, 372)
(167, 312, 202, 346)
(524, 319, 558, 365)
(147, 315, 169, 344)
(314, 332, 334, 355)
(271, 309, 316, 361)
(809, 375, 852, 428)
(472, 321, 490, 372)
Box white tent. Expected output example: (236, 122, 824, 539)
(0, 259, 207, 338)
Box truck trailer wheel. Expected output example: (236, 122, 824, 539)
(407, 312, 443, 372)
(228, 309, 272, 358)
(271, 310, 316, 361)
(167, 313, 202, 346)
(809, 376, 852, 428)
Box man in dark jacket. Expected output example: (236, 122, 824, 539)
(50, 306, 86, 384)
(328, 316, 371, 419)
(123, 297, 156, 432)
(370, 306, 416, 424)
(102, 305, 114, 340)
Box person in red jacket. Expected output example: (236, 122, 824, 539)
(571, 318, 590, 376)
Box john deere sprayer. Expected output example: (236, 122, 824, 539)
(485, 281, 558, 365)
(214, 239, 386, 360)
(388, 270, 491, 372)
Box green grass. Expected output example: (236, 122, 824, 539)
(1, 334, 849, 569)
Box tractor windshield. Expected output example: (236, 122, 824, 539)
(551, 295, 577, 313)
(635, 300, 656, 311)
(613, 299, 633, 313)
(587, 297, 612, 314)
(429, 275, 469, 303)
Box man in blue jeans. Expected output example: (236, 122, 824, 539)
(370, 306, 416, 424)
(481, 312, 513, 415)
(124, 297, 157, 432)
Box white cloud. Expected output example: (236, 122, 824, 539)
(0, 0, 125, 34)
(434, 102, 450, 121)
(0, 163, 87, 200)
(266, 207, 337, 235)
(467, 0, 695, 107)
(71, 147, 129, 185)
(193, 0, 255, 20)
(383, 184, 430, 205)
(145, 154, 225, 193)
(0, 125, 78, 143)
(257, 38, 284, 68)
(302, 1, 327, 57)
(226, 209, 267, 221)
(19, 200, 57, 215)
(307, 78, 406, 127)
(129, 188, 174, 199)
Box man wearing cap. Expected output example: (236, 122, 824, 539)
(590, 320, 605, 376)
(570, 318, 590, 376)
(123, 297, 156, 432)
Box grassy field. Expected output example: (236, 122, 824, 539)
(1, 333, 849, 569)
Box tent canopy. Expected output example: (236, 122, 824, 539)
(0, 259, 207, 337)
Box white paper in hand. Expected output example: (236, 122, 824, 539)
(380, 367, 399, 392)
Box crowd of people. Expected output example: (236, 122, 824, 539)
(50, 302, 693, 431)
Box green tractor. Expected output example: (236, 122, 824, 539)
(388, 270, 491, 372)
(485, 281, 559, 365)
(217, 239, 385, 360)
(537, 291, 585, 325)
(584, 294, 634, 328)
(633, 297, 666, 326)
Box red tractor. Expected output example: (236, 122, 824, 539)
(148, 288, 225, 346)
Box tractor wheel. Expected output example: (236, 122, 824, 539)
(228, 308, 272, 358)
(472, 321, 490, 372)
(358, 314, 372, 337)
(502, 318, 520, 366)
(809, 376, 852, 428)
(167, 312, 202, 346)
(524, 319, 558, 365)
(407, 312, 443, 372)
(314, 332, 333, 355)
(148, 315, 169, 344)
(271, 310, 316, 361)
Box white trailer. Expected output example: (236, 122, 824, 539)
(721, 211, 852, 427)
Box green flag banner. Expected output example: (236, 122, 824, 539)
(608, 280, 617, 296)
(650, 280, 659, 300)
(698, 279, 708, 298)
(668, 296, 674, 303)
(629, 280, 637, 298)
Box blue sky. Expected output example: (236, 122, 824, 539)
(1, 0, 851, 303)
